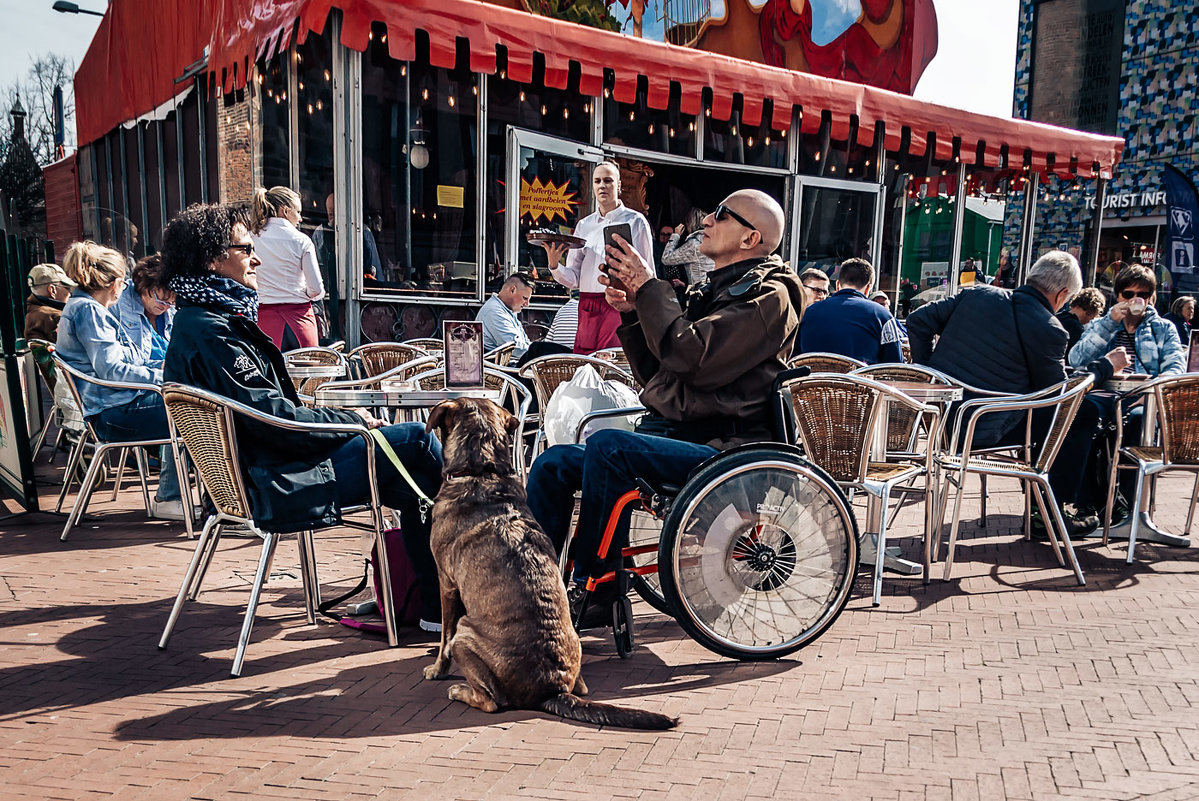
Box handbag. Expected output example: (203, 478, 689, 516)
(317, 428, 437, 634)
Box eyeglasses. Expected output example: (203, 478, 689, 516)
(1120, 290, 1151, 300)
(227, 243, 255, 256)
(803, 284, 830, 298)
(713, 204, 757, 233)
(150, 290, 174, 309)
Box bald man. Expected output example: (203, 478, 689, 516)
(526, 189, 806, 626)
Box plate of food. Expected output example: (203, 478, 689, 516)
(526, 228, 586, 248)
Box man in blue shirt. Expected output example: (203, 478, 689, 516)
(475, 272, 533, 355)
(798, 258, 904, 364)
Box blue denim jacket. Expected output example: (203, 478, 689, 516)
(56, 290, 163, 418)
(116, 280, 174, 364)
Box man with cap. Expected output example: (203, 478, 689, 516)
(25, 263, 77, 342)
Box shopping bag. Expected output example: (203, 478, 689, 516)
(543, 363, 641, 447)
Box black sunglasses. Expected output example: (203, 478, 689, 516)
(1120, 290, 1152, 299)
(714, 204, 757, 232)
(227, 243, 255, 255)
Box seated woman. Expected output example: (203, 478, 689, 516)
(159, 203, 444, 631)
(116, 254, 175, 364)
(55, 241, 184, 520)
(1069, 263, 1186, 522)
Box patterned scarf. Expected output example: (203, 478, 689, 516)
(169, 273, 259, 323)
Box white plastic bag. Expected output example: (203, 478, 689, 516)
(543, 364, 641, 447)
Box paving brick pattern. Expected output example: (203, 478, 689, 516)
(3, 456, 1199, 800)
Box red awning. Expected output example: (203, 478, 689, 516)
(77, 0, 1124, 179)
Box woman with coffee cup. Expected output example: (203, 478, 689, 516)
(1069, 263, 1186, 523)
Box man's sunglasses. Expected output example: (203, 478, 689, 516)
(714, 204, 757, 232)
(1120, 290, 1152, 300)
(227, 243, 255, 255)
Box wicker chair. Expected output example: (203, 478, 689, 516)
(51, 355, 191, 541)
(348, 342, 429, 379)
(283, 347, 349, 397)
(519, 354, 638, 462)
(588, 347, 632, 373)
(785, 373, 937, 606)
(402, 337, 444, 354)
(484, 341, 517, 366)
(1102, 374, 1199, 563)
(936, 374, 1095, 585)
(788, 352, 867, 374)
(852, 364, 954, 455)
(158, 383, 392, 676)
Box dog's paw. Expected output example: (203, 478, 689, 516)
(423, 663, 449, 680)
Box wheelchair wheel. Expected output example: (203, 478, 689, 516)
(657, 445, 858, 661)
(613, 594, 635, 658)
(627, 509, 672, 615)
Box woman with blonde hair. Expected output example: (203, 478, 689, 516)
(249, 186, 324, 349)
(55, 240, 183, 520)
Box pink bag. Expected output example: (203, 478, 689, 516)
(319, 527, 423, 634)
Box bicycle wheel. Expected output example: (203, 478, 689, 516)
(658, 445, 858, 660)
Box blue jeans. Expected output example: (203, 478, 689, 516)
(90, 392, 180, 502)
(330, 422, 443, 619)
(526, 429, 717, 582)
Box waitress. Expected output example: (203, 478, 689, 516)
(539, 161, 654, 353)
(248, 185, 324, 350)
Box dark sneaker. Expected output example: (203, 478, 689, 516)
(1031, 505, 1099, 540)
(567, 582, 616, 631)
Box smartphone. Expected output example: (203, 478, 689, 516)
(601, 223, 633, 293)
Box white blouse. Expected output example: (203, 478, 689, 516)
(251, 217, 325, 305)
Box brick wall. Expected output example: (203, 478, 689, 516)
(42, 154, 81, 263)
(217, 91, 260, 204)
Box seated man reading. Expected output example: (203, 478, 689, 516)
(525, 190, 805, 620)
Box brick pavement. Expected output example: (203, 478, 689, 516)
(2, 452, 1199, 800)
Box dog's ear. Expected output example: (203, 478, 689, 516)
(503, 408, 520, 437)
(426, 399, 460, 434)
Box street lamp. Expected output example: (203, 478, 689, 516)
(52, 1, 105, 17)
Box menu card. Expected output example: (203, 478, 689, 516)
(444, 320, 484, 388)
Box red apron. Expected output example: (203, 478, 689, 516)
(573, 292, 621, 354)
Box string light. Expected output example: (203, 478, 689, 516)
(583, 102, 591, 114)
(448, 95, 455, 107)
(628, 110, 635, 121)
(401, 66, 406, 76)
(563, 108, 569, 120)
(422, 87, 429, 101)
(519, 90, 525, 102)
(648, 123, 655, 135)
(324, 69, 330, 82)
(298, 81, 304, 90)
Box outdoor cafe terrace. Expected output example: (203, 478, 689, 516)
(2, 448, 1199, 799)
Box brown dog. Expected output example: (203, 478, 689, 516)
(423, 397, 677, 730)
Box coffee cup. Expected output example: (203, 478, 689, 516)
(1128, 297, 1147, 316)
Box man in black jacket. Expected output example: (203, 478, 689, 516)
(907, 251, 1128, 534)
(161, 204, 444, 632)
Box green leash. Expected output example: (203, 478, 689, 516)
(369, 428, 435, 522)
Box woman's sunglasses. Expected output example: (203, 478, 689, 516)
(1120, 290, 1152, 300)
(227, 243, 255, 255)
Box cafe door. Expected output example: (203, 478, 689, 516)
(506, 129, 604, 303)
(790, 177, 884, 277)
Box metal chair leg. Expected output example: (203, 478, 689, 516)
(1185, 474, 1199, 538)
(941, 469, 969, 581)
(297, 530, 321, 625)
(1040, 480, 1084, 585)
(977, 474, 988, 528)
(109, 446, 129, 502)
(61, 443, 112, 541)
(1029, 481, 1065, 568)
(159, 515, 220, 650)
(56, 433, 89, 512)
(1126, 467, 1147, 565)
(133, 447, 153, 513)
(872, 486, 892, 607)
(190, 524, 227, 600)
(231, 532, 280, 678)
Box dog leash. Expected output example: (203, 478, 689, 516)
(369, 428, 435, 522)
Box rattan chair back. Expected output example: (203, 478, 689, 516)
(49, 356, 101, 443)
(349, 342, 429, 378)
(853, 364, 950, 452)
(283, 347, 348, 393)
(1155, 374, 1199, 466)
(318, 355, 442, 393)
(1033, 375, 1094, 473)
(403, 337, 444, 353)
(484, 341, 517, 366)
(519, 354, 636, 408)
(785, 374, 886, 483)
(162, 386, 252, 520)
(788, 352, 867, 374)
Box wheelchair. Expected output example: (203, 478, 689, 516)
(563, 370, 860, 661)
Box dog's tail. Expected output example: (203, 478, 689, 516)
(539, 693, 678, 730)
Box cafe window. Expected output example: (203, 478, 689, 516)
(180, 89, 204, 207)
(798, 115, 876, 182)
(486, 62, 594, 300)
(162, 109, 182, 220)
(887, 151, 962, 302)
(704, 108, 787, 169)
(360, 25, 479, 300)
(256, 52, 291, 190)
(124, 124, 144, 258)
(78, 144, 99, 243)
(603, 77, 697, 158)
(143, 122, 163, 254)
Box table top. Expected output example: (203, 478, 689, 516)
(881, 380, 963, 403)
(287, 363, 347, 379)
(1102, 375, 1153, 394)
(314, 387, 501, 408)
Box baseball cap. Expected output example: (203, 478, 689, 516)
(27, 263, 77, 289)
(869, 290, 889, 301)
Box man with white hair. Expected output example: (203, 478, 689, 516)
(907, 250, 1128, 536)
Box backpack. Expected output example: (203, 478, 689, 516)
(318, 527, 423, 635)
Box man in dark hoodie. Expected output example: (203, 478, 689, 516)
(24, 263, 76, 342)
(526, 189, 805, 609)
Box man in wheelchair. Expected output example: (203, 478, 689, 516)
(525, 189, 807, 624)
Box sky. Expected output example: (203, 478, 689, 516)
(0, 0, 1018, 127)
